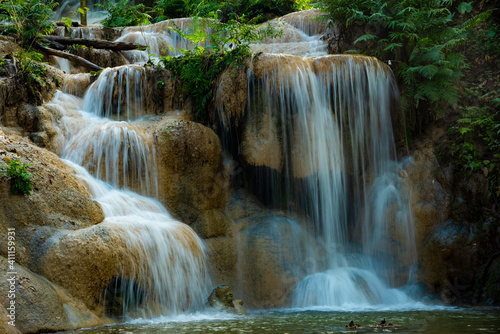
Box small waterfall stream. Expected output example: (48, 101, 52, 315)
(244, 54, 416, 307)
(50, 68, 211, 317)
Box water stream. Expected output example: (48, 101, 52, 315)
(50, 77, 211, 317)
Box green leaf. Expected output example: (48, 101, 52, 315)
(458, 2, 472, 15)
(353, 34, 378, 45)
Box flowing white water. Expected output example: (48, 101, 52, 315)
(245, 54, 416, 307)
(83, 65, 146, 121)
(50, 67, 211, 316)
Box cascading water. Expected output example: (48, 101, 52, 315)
(48, 65, 211, 317)
(244, 54, 416, 308)
(44, 7, 417, 315)
(54, 0, 112, 25)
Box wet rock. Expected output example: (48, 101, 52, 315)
(0, 36, 22, 56)
(235, 213, 323, 308)
(215, 65, 248, 130)
(154, 118, 229, 223)
(240, 107, 282, 171)
(345, 320, 362, 328)
(38, 224, 128, 314)
(0, 256, 104, 333)
(192, 210, 234, 239)
(62, 73, 92, 97)
(72, 48, 128, 70)
(0, 305, 20, 334)
(406, 146, 452, 248)
(204, 236, 238, 296)
(207, 285, 246, 315)
(232, 299, 247, 315)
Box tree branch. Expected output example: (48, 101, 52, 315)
(43, 35, 145, 51)
(35, 42, 103, 71)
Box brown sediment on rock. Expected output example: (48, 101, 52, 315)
(0, 129, 105, 267)
(0, 257, 106, 333)
(153, 117, 228, 223)
(62, 73, 92, 97)
(214, 64, 248, 131)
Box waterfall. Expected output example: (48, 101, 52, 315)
(54, 0, 112, 25)
(82, 65, 146, 121)
(50, 66, 211, 317)
(245, 54, 416, 307)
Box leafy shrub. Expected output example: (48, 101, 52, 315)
(477, 21, 500, 56)
(158, 15, 280, 120)
(0, 50, 49, 104)
(155, 0, 311, 23)
(323, 0, 490, 135)
(449, 87, 500, 198)
(98, 0, 151, 27)
(1, 157, 33, 196)
(0, 0, 57, 47)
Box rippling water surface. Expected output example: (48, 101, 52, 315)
(59, 307, 500, 334)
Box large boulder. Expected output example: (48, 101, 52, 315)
(406, 138, 500, 305)
(235, 214, 321, 308)
(37, 223, 128, 314)
(153, 118, 229, 223)
(210, 190, 323, 308)
(0, 257, 104, 333)
(0, 129, 105, 268)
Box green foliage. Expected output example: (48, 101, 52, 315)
(0, 0, 57, 47)
(0, 50, 49, 103)
(98, 0, 151, 27)
(155, 0, 311, 23)
(476, 20, 500, 56)
(1, 158, 33, 196)
(158, 15, 280, 120)
(449, 87, 500, 197)
(323, 0, 490, 119)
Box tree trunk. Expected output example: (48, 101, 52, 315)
(35, 43, 103, 71)
(43, 36, 145, 51)
(81, 0, 88, 26)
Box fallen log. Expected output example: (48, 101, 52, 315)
(44, 35, 145, 51)
(35, 42, 103, 71)
(54, 21, 82, 27)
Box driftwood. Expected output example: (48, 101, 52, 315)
(35, 42, 103, 71)
(43, 35, 145, 51)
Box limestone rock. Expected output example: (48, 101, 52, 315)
(38, 223, 128, 314)
(405, 146, 452, 253)
(0, 256, 104, 333)
(0, 36, 22, 56)
(72, 48, 128, 70)
(207, 285, 246, 315)
(0, 305, 20, 334)
(215, 65, 248, 129)
(192, 210, 234, 239)
(232, 299, 247, 315)
(62, 73, 92, 97)
(0, 129, 105, 268)
(154, 118, 228, 223)
(205, 236, 238, 293)
(235, 214, 323, 308)
(241, 108, 282, 171)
